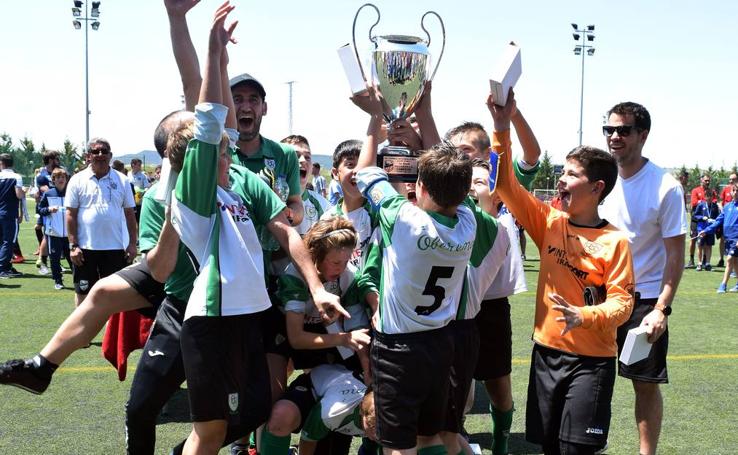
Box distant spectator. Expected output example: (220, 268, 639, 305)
(112, 159, 127, 174)
(717, 174, 737, 267)
(692, 189, 719, 271)
(34, 151, 62, 275)
(129, 158, 150, 223)
(328, 177, 343, 206)
(37, 168, 73, 290)
(687, 174, 714, 268)
(702, 184, 738, 293)
(0, 153, 25, 278)
(65, 138, 137, 306)
(311, 162, 327, 198)
(153, 165, 162, 182)
(677, 170, 689, 211)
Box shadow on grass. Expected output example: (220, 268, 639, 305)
(469, 432, 541, 454)
(157, 387, 191, 424)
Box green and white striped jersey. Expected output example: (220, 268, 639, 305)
(321, 200, 378, 270)
(296, 189, 331, 236)
(276, 262, 370, 329)
(171, 103, 285, 320)
(301, 364, 367, 441)
(462, 199, 510, 319)
(356, 167, 481, 334)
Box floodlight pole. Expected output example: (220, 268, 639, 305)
(72, 1, 101, 147)
(572, 24, 595, 146)
(84, 0, 90, 147)
(286, 81, 295, 135)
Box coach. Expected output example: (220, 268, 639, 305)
(66, 138, 137, 306)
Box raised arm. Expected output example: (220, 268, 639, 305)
(350, 86, 384, 171)
(164, 0, 203, 111)
(413, 81, 441, 148)
(511, 108, 541, 166)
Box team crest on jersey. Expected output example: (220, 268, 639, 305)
(369, 187, 384, 206)
(228, 393, 239, 413)
(305, 205, 318, 220)
(583, 240, 603, 255)
(264, 158, 276, 170)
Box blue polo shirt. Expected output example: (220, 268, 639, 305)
(0, 168, 23, 220)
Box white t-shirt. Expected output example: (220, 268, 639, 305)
(66, 166, 135, 250)
(599, 159, 687, 298)
(129, 170, 150, 191)
(483, 207, 528, 300)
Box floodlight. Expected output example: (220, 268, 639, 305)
(587, 34, 594, 41)
(587, 25, 595, 31)
(587, 48, 595, 56)
(74, 0, 83, 7)
(571, 23, 578, 30)
(73, 20, 82, 29)
(91, 9, 99, 17)
(91, 21, 100, 30)
(572, 33, 580, 41)
(72, 7, 81, 16)
(574, 47, 582, 55)
(92, 1, 100, 7)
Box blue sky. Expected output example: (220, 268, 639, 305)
(2, 0, 737, 168)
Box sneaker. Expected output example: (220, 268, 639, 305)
(730, 285, 738, 293)
(38, 264, 49, 276)
(229, 445, 250, 455)
(705, 263, 712, 271)
(11, 254, 24, 264)
(731, 272, 737, 279)
(0, 359, 51, 394)
(717, 283, 727, 293)
(696, 264, 703, 271)
(717, 259, 725, 268)
(685, 260, 695, 269)
(0, 268, 22, 278)
(54, 283, 64, 291)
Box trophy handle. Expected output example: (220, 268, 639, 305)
(421, 11, 446, 81)
(352, 3, 381, 84)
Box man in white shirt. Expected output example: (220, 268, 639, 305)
(129, 158, 150, 224)
(66, 138, 137, 306)
(599, 102, 686, 455)
(0, 154, 25, 278)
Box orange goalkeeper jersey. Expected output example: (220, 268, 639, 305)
(493, 130, 634, 357)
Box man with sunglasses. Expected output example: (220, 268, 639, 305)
(599, 102, 686, 455)
(66, 138, 137, 307)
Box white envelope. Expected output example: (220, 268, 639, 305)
(619, 326, 652, 365)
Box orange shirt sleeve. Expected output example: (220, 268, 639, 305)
(492, 130, 551, 249)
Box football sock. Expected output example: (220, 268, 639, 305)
(32, 354, 58, 379)
(259, 429, 290, 455)
(491, 404, 514, 455)
(418, 444, 447, 455)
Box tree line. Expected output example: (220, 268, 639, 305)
(0, 133, 84, 181)
(529, 150, 738, 191)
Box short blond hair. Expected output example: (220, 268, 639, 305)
(303, 217, 357, 265)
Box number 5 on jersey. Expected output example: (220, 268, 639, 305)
(415, 266, 455, 316)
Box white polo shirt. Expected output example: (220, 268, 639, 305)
(66, 166, 135, 250)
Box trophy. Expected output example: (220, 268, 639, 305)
(345, 3, 445, 182)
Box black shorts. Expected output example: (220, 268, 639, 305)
(371, 326, 454, 450)
(617, 297, 669, 383)
(443, 319, 479, 433)
(725, 239, 738, 257)
(698, 234, 715, 246)
(263, 304, 292, 358)
(180, 311, 271, 424)
(280, 373, 318, 432)
(525, 344, 615, 447)
(73, 249, 128, 294)
(135, 295, 187, 381)
(473, 298, 513, 380)
(115, 260, 166, 318)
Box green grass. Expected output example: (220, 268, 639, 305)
(1, 211, 738, 454)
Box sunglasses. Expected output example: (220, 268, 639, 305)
(602, 125, 640, 137)
(88, 148, 109, 156)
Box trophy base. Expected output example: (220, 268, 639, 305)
(377, 145, 419, 183)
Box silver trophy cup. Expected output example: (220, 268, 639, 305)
(352, 3, 445, 182)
